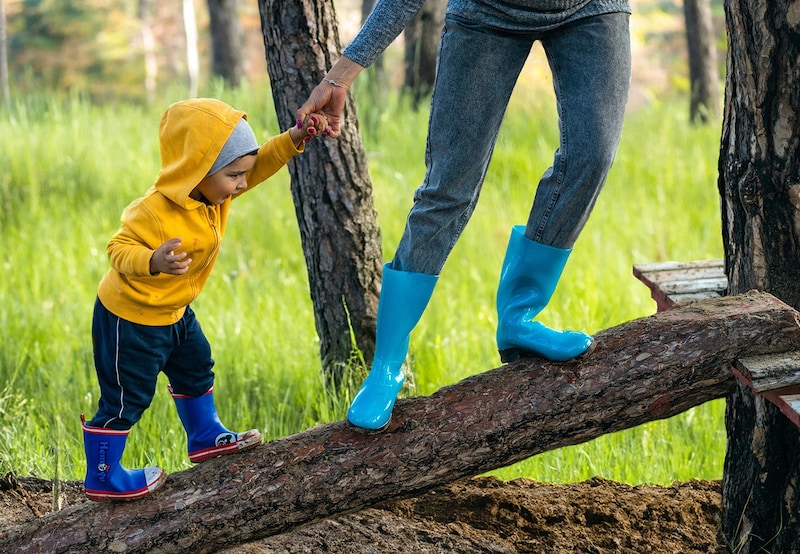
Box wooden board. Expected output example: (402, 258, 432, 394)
(633, 259, 727, 312)
(731, 352, 800, 429)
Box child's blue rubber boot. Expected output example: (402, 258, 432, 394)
(82, 415, 166, 502)
(170, 386, 262, 463)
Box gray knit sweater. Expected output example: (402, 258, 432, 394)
(343, 0, 631, 68)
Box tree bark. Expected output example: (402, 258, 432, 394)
(403, 0, 444, 107)
(183, 0, 199, 97)
(683, 0, 719, 123)
(207, 0, 245, 87)
(360, 0, 386, 96)
(720, 0, 800, 549)
(138, 0, 157, 104)
(4, 291, 799, 553)
(258, 0, 382, 388)
(0, 0, 10, 109)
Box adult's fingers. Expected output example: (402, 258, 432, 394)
(296, 83, 347, 138)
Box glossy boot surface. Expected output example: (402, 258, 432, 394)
(496, 226, 593, 362)
(82, 415, 166, 502)
(170, 387, 262, 463)
(347, 264, 438, 431)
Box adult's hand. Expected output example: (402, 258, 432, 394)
(296, 56, 365, 138)
(296, 82, 348, 138)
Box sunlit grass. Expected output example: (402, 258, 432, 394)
(0, 81, 725, 485)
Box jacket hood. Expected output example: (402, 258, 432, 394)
(154, 98, 249, 209)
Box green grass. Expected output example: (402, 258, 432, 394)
(0, 81, 725, 486)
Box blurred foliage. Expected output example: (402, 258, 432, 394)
(7, 0, 146, 101)
(1, 0, 731, 107)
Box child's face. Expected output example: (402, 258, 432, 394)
(192, 154, 257, 205)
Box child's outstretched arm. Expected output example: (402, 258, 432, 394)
(150, 238, 192, 275)
(241, 113, 330, 191)
(289, 113, 329, 148)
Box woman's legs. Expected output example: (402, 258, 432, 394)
(496, 13, 631, 362)
(526, 12, 631, 247)
(392, 16, 535, 274)
(348, 18, 534, 430)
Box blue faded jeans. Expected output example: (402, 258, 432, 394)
(391, 12, 631, 275)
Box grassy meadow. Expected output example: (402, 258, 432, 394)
(0, 76, 725, 487)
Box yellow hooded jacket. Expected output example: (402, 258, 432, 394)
(97, 98, 303, 325)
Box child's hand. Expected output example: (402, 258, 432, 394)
(150, 238, 192, 275)
(290, 113, 329, 147)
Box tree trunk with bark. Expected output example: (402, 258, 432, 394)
(403, 0, 445, 107)
(207, 0, 245, 87)
(183, 0, 199, 97)
(360, 0, 386, 98)
(139, 0, 157, 104)
(683, 0, 719, 123)
(719, 0, 800, 550)
(3, 291, 799, 553)
(258, 0, 383, 388)
(0, 0, 10, 109)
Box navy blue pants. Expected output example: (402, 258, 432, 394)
(87, 298, 216, 430)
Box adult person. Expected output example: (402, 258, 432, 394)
(298, 0, 631, 431)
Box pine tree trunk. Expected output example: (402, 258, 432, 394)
(720, 0, 800, 549)
(403, 0, 445, 107)
(0, 0, 10, 109)
(183, 0, 199, 97)
(258, 0, 382, 387)
(3, 292, 798, 553)
(683, 0, 719, 123)
(138, 0, 157, 104)
(207, 0, 245, 87)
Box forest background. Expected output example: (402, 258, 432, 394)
(0, 0, 730, 487)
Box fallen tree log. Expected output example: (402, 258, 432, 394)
(4, 290, 800, 553)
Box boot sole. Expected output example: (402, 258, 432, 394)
(190, 429, 263, 463)
(499, 339, 597, 364)
(346, 418, 391, 434)
(85, 470, 168, 502)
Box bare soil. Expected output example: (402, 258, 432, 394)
(2, 472, 725, 553)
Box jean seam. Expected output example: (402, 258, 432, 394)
(534, 41, 568, 243)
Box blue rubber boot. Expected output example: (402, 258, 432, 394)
(170, 387, 262, 463)
(496, 226, 594, 362)
(82, 415, 166, 502)
(347, 263, 438, 431)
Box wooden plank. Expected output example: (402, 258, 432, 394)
(633, 259, 726, 285)
(734, 352, 800, 393)
(779, 394, 800, 428)
(669, 291, 726, 303)
(633, 259, 727, 312)
(658, 276, 729, 295)
(731, 352, 800, 430)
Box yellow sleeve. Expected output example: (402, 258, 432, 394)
(106, 199, 164, 277)
(241, 129, 304, 193)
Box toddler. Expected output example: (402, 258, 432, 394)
(82, 98, 326, 501)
